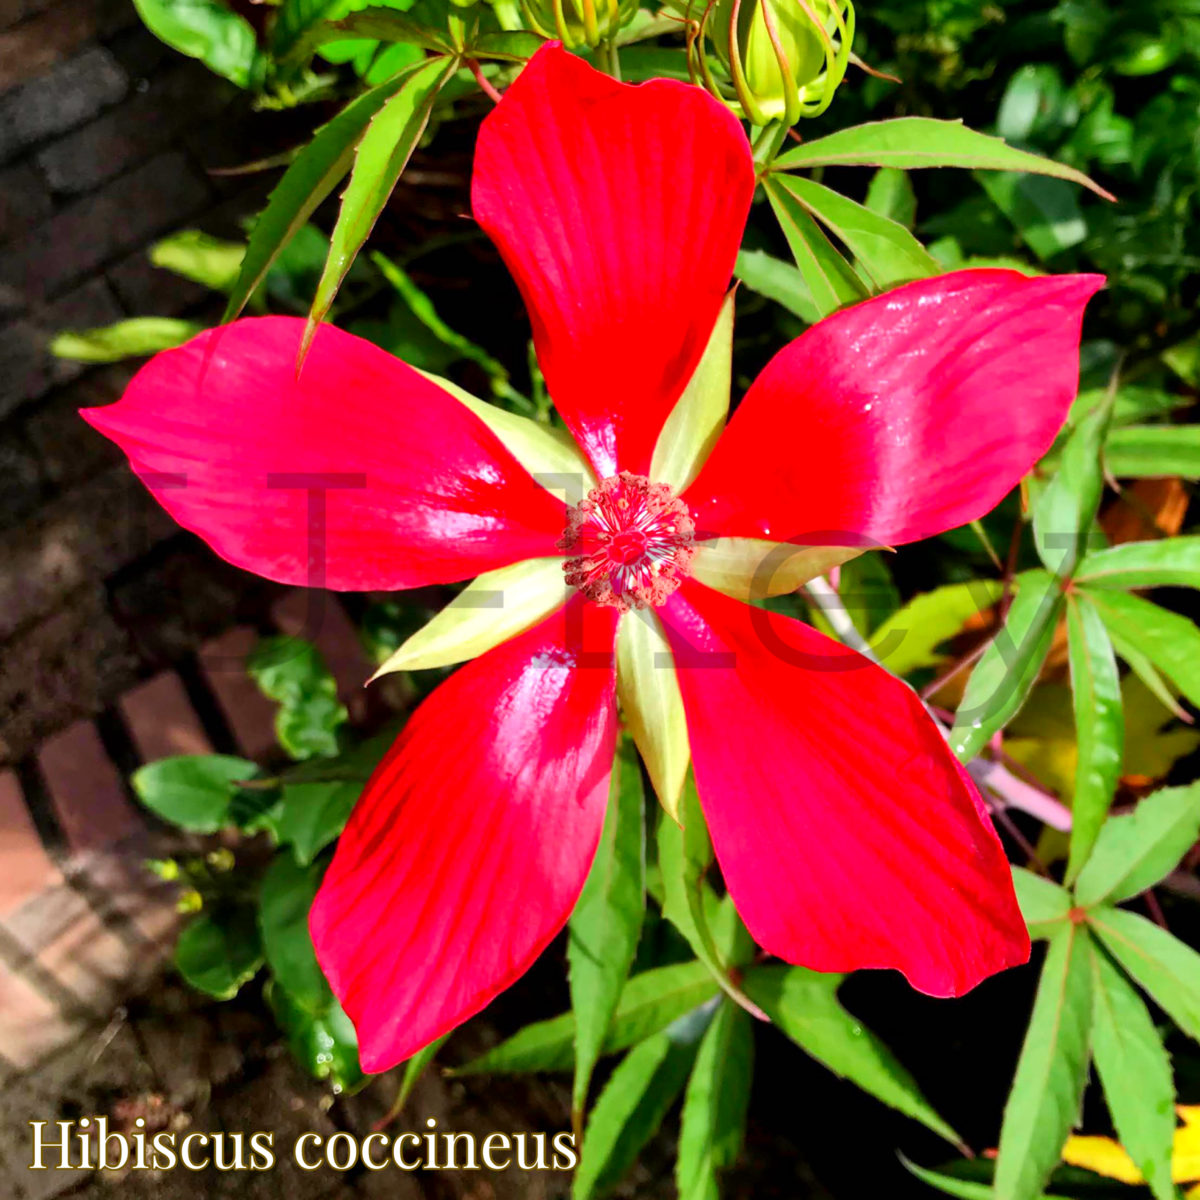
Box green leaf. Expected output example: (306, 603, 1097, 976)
(1032, 397, 1111, 579)
(977, 172, 1086, 262)
(676, 1001, 754, 1200)
(900, 1157, 1069, 1200)
(259, 854, 331, 1012)
(763, 176, 867, 319)
(175, 909, 263, 1000)
(734, 248, 819, 323)
(870, 580, 1004, 677)
(773, 117, 1112, 199)
(1075, 782, 1200, 907)
(272, 0, 343, 65)
(329, 6, 453, 52)
(386, 1033, 450, 1120)
(50, 318, 202, 362)
(770, 174, 939, 292)
(1070, 385, 1185, 428)
(132, 0, 258, 87)
(267, 980, 365, 1092)
(247, 637, 349, 760)
(1084, 588, 1200, 709)
(574, 1005, 712, 1200)
(569, 740, 646, 1124)
(450, 961, 719, 1077)
(952, 570, 1064, 761)
(864, 166, 916, 229)
(1077, 537, 1200, 590)
(223, 59, 431, 322)
(743, 964, 959, 1146)
(1089, 905, 1200, 1041)
(150, 230, 245, 293)
(993, 922, 1094, 1200)
(1064, 596, 1124, 884)
(1089, 943, 1175, 1200)
(132, 755, 258, 833)
(1012, 867, 1071, 940)
(1104, 426, 1200, 480)
(469, 29, 547, 61)
(304, 54, 454, 355)
(274, 780, 361, 864)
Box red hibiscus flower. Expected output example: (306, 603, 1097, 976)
(84, 44, 1103, 1072)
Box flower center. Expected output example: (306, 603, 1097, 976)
(558, 472, 696, 612)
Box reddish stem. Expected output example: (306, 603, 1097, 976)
(468, 59, 504, 104)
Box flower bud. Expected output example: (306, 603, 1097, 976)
(519, 0, 639, 49)
(706, 0, 854, 125)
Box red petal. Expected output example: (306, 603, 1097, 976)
(472, 44, 755, 478)
(685, 270, 1104, 547)
(661, 581, 1029, 995)
(82, 318, 566, 590)
(311, 597, 618, 1071)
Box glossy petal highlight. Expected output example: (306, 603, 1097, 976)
(661, 581, 1030, 995)
(83, 318, 566, 590)
(472, 44, 755, 478)
(311, 598, 619, 1071)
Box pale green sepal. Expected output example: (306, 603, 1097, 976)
(616, 610, 689, 823)
(371, 558, 568, 678)
(690, 538, 865, 603)
(417, 369, 597, 504)
(649, 291, 735, 494)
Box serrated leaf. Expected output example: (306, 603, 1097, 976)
(772, 118, 1112, 199)
(303, 54, 454, 357)
(734, 248, 819, 324)
(743, 964, 959, 1146)
(1091, 906, 1200, 1041)
(1077, 537, 1200, 590)
(132, 755, 258, 833)
(994, 921, 1094, 1200)
(1064, 596, 1124, 884)
(1075, 783, 1200, 907)
(259, 854, 332, 1013)
(175, 909, 263, 1000)
(450, 961, 719, 1076)
(569, 740, 646, 1124)
(1089, 943, 1175, 1200)
(1105, 426, 1200, 480)
(676, 1001, 754, 1200)
(951, 570, 1064, 761)
(224, 59, 431, 322)
(1012, 867, 1071, 939)
(763, 176, 867, 319)
(771, 174, 939, 292)
(574, 1005, 712, 1200)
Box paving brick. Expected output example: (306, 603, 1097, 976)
(38, 720, 141, 855)
(0, 964, 81, 1071)
(0, 160, 51, 243)
(0, 769, 63, 919)
(36, 60, 228, 194)
(0, 585, 139, 765)
(71, 850, 179, 947)
(199, 626, 279, 761)
(103, 21, 170, 78)
(272, 590, 372, 720)
(0, 0, 101, 96)
(107, 248, 211, 315)
(0, 46, 126, 159)
(118, 671, 212, 761)
(0, 150, 211, 302)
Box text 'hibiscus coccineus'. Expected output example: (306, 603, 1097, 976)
(82, 42, 1104, 1072)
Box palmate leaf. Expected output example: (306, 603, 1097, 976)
(734, 248, 819, 324)
(258, 853, 332, 1013)
(1064, 596, 1124, 884)
(993, 921, 1094, 1200)
(951, 570, 1064, 761)
(1104, 426, 1200, 480)
(771, 117, 1113, 199)
(568, 740, 646, 1126)
(676, 1000, 753, 1200)
(303, 53, 457, 360)
(742, 964, 960, 1146)
(1011, 867, 1071, 940)
(1075, 782, 1200, 908)
(1089, 944, 1175, 1200)
(1077, 537, 1200, 591)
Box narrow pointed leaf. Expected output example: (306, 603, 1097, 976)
(1105, 426, 1200, 480)
(1090, 943, 1175, 1200)
(1012, 867, 1072, 940)
(743, 964, 960, 1146)
(772, 117, 1113, 199)
(676, 1000, 754, 1200)
(734, 248, 819, 324)
(224, 59, 431, 322)
(449, 961, 719, 1076)
(51, 317, 203, 362)
(327, 7, 453, 52)
(1104, 624, 1192, 722)
(569, 740, 646, 1123)
(952, 570, 1064, 761)
(1077, 537, 1200, 590)
(1075, 783, 1200, 907)
(303, 55, 454, 356)
(994, 921, 1094, 1200)
(383, 1033, 450, 1123)
(870, 579, 1004, 678)
(770, 174, 939, 292)
(1065, 595, 1124, 884)
(900, 1157, 1069, 1200)
(864, 167, 917, 228)
(764, 176, 867, 319)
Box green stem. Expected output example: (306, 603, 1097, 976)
(751, 120, 790, 171)
(599, 38, 621, 80)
